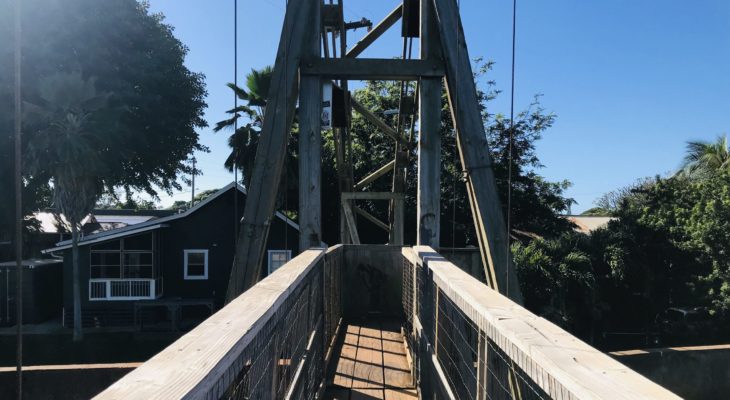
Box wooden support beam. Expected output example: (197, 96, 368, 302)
(351, 98, 410, 148)
(301, 58, 444, 81)
(341, 192, 405, 201)
(390, 193, 405, 245)
(353, 206, 390, 232)
(298, 0, 322, 251)
(346, 4, 403, 58)
(432, 0, 523, 304)
(353, 160, 395, 190)
(417, 0, 441, 248)
(341, 200, 361, 244)
(226, 0, 317, 302)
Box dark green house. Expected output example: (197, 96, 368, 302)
(42, 183, 301, 328)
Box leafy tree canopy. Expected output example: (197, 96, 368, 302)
(0, 0, 207, 246)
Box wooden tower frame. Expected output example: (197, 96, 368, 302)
(226, 0, 523, 304)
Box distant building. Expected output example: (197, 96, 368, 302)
(22, 208, 177, 259)
(565, 215, 615, 234)
(42, 183, 300, 329)
(0, 259, 62, 326)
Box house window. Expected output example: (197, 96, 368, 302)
(267, 250, 292, 275)
(184, 249, 208, 280)
(90, 233, 154, 279)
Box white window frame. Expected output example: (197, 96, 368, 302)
(267, 250, 292, 275)
(184, 249, 209, 280)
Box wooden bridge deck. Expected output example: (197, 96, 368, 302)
(324, 319, 417, 399)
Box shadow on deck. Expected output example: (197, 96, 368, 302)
(324, 318, 417, 399)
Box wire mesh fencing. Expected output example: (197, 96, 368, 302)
(324, 246, 343, 357)
(222, 265, 323, 400)
(209, 248, 345, 400)
(402, 248, 552, 400)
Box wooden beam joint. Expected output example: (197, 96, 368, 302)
(301, 58, 444, 81)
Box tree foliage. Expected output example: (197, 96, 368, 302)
(215, 67, 298, 212)
(0, 0, 207, 263)
(0, 0, 208, 245)
(679, 134, 730, 179)
(512, 233, 595, 335)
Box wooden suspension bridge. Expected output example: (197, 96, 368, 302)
(94, 1, 680, 399)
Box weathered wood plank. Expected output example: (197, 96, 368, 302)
(302, 58, 444, 81)
(342, 192, 405, 201)
(298, 0, 322, 252)
(226, 0, 317, 300)
(353, 206, 390, 232)
(346, 4, 403, 58)
(354, 160, 396, 191)
(417, 0, 442, 248)
(341, 200, 361, 244)
(431, 0, 523, 303)
(351, 98, 410, 148)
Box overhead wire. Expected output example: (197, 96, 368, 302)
(233, 0, 239, 245)
(451, 0, 460, 257)
(14, 0, 23, 397)
(283, 0, 289, 256)
(506, 0, 517, 295)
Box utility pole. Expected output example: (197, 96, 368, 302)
(190, 156, 196, 207)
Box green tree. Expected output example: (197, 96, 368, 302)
(512, 233, 596, 337)
(640, 173, 730, 315)
(25, 72, 111, 341)
(326, 62, 574, 246)
(1, 0, 207, 336)
(214, 66, 298, 212)
(0, 0, 207, 245)
(679, 134, 730, 179)
(214, 67, 273, 187)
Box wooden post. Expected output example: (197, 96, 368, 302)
(226, 0, 317, 301)
(431, 0, 523, 304)
(299, 0, 322, 252)
(417, 0, 442, 248)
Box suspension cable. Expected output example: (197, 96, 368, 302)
(233, 0, 239, 244)
(506, 0, 517, 293)
(283, 0, 289, 255)
(451, 0, 460, 257)
(14, 0, 23, 397)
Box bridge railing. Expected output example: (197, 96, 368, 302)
(402, 246, 681, 400)
(95, 248, 341, 400)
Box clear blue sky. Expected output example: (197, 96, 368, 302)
(147, 0, 730, 213)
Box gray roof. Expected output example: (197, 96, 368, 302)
(42, 183, 299, 253)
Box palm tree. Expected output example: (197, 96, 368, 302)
(679, 134, 730, 179)
(26, 72, 110, 341)
(214, 66, 273, 188)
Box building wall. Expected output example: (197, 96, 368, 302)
(0, 263, 62, 326)
(59, 188, 300, 325)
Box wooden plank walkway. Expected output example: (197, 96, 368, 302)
(324, 319, 417, 399)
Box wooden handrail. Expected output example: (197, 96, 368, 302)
(404, 246, 681, 400)
(95, 249, 325, 400)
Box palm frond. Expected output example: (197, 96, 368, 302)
(226, 82, 249, 100)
